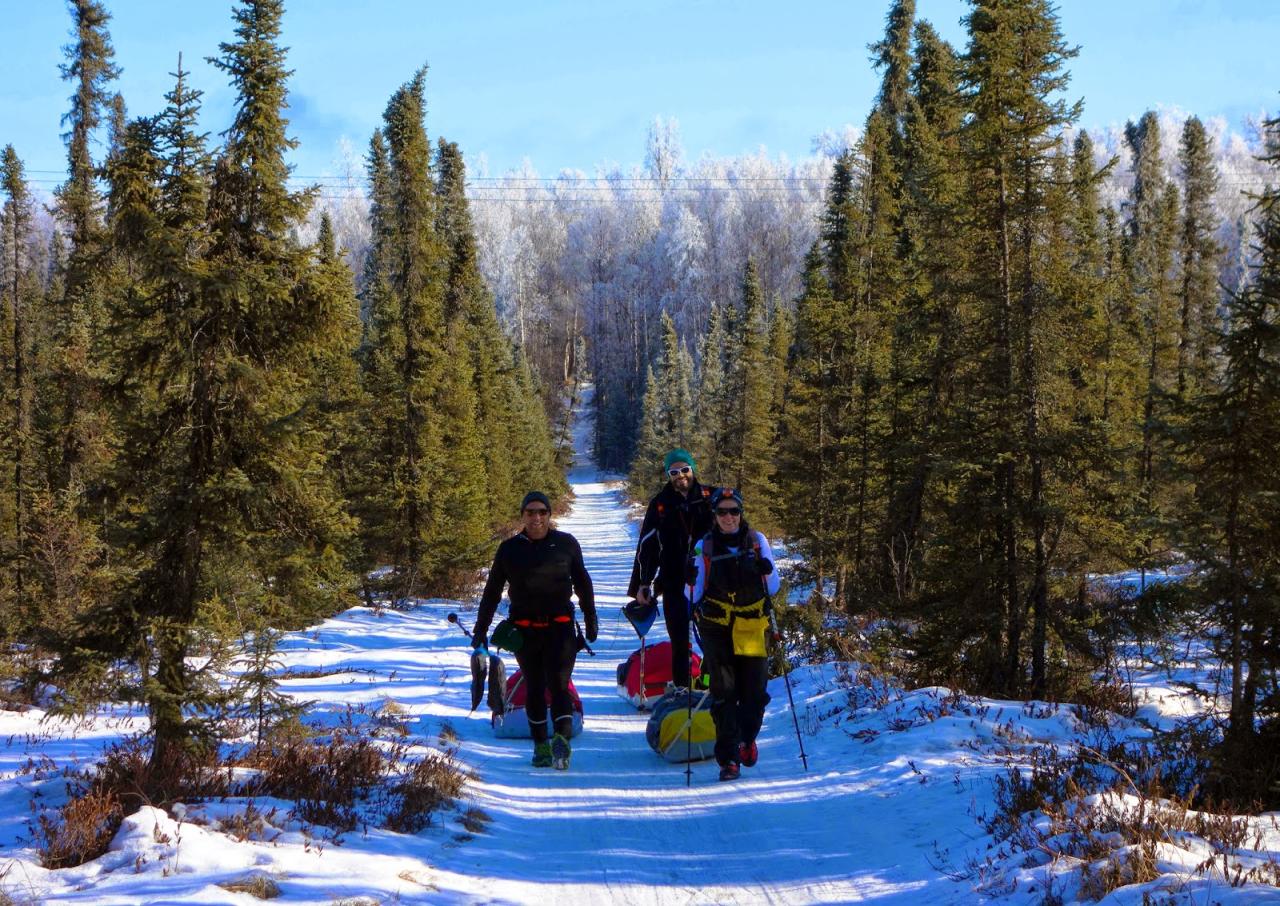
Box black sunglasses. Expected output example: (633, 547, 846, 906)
(714, 507, 741, 516)
(523, 507, 550, 516)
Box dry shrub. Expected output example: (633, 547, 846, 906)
(459, 807, 492, 834)
(251, 719, 468, 837)
(257, 732, 384, 804)
(255, 731, 385, 832)
(34, 785, 124, 870)
(217, 800, 282, 843)
(34, 736, 227, 869)
(385, 751, 466, 834)
(92, 738, 228, 812)
(218, 872, 282, 899)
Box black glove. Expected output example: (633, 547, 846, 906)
(685, 559, 699, 584)
(754, 556, 773, 576)
(584, 610, 598, 643)
(472, 631, 488, 651)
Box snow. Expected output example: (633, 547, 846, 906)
(0, 388, 1276, 904)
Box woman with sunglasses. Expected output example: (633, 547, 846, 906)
(688, 488, 780, 781)
(473, 491, 597, 770)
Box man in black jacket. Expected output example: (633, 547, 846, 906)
(473, 491, 596, 770)
(626, 448, 714, 689)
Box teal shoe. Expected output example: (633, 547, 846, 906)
(551, 733, 571, 771)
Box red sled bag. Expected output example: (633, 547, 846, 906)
(491, 668, 584, 739)
(615, 640, 702, 711)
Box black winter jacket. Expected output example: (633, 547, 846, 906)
(474, 529, 595, 639)
(627, 480, 715, 598)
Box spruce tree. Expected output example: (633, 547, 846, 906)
(777, 245, 842, 591)
(436, 140, 517, 519)
(360, 70, 452, 598)
(508, 345, 564, 501)
(880, 21, 966, 603)
(869, 0, 916, 130)
(627, 312, 694, 500)
(693, 304, 729, 483)
(77, 4, 357, 770)
(1, 148, 38, 638)
(627, 364, 664, 500)
(1125, 111, 1182, 581)
(51, 0, 119, 489)
(731, 261, 779, 532)
(1176, 116, 1225, 401)
(1062, 131, 1135, 570)
(302, 213, 367, 589)
(957, 0, 1081, 694)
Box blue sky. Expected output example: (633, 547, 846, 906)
(4, 0, 1278, 188)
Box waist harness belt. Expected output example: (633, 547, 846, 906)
(513, 615, 572, 629)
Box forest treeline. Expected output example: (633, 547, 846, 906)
(0, 0, 562, 765)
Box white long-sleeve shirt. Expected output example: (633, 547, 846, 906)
(690, 530, 781, 604)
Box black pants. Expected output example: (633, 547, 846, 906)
(697, 621, 770, 766)
(514, 621, 578, 742)
(660, 579, 694, 688)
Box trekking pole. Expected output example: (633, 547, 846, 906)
(682, 524, 704, 786)
(767, 598, 809, 772)
(685, 616, 695, 787)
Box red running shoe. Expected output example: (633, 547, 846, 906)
(718, 762, 740, 782)
(738, 741, 758, 767)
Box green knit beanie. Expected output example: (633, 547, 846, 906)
(663, 448, 696, 473)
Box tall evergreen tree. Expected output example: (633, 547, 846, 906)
(880, 21, 966, 602)
(435, 138, 564, 518)
(627, 311, 695, 500)
(728, 262, 780, 532)
(1124, 111, 1182, 581)
(957, 0, 1081, 694)
(1176, 116, 1225, 401)
(870, 0, 916, 131)
(627, 364, 664, 500)
(778, 246, 842, 591)
(302, 213, 367, 588)
(361, 70, 451, 597)
(51, 0, 120, 488)
(693, 303, 729, 484)
(76, 4, 357, 770)
(1, 148, 40, 639)
(359, 70, 534, 595)
(436, 140, 515, 519)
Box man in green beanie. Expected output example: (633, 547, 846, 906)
(627, 448, 714, 689)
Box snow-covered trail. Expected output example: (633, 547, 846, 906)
(423, 388, 976, 905)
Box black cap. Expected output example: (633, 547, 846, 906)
(520, 490, 552, 511)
